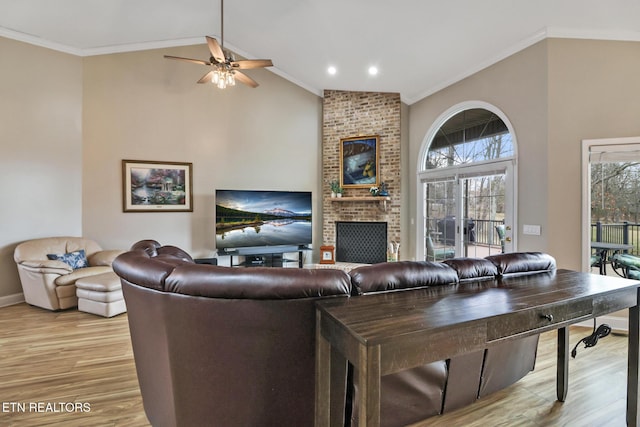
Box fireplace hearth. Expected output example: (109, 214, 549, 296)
(335, 221, 387, 264)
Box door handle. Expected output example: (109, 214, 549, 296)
(505, 237, 512, 242)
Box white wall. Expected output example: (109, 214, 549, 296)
(0, 37, 83, 301)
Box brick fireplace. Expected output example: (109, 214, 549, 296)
(321, 90, 401, 260)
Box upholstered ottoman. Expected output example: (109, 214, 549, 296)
(75, 272, 126, 317)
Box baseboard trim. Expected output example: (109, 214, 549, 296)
(575, 315, 629, 334)
(0, 293, 25, 308)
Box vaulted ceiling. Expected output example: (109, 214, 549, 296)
(2, 0, 639, 104)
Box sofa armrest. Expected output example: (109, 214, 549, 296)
(19, 259, 73, 274)
(54, 266, 113, 286)
(88, 250, 125, 267)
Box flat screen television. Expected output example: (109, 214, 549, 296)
(215, 189, 312, 253)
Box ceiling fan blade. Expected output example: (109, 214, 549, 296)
(164, 55, 211, 66)
(231, 59, 273, 69)
(197, 71, 214, 84)
(233, 71, 259, 88)
(206, 36, 226, 63)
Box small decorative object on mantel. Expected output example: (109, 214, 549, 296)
(370, 182, 388, 197)
(320, 245, 335, 264)
(330, 180, 343, 198)
(378, 182, 389, 196)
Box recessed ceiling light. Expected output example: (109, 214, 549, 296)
(368, 66, 378, 76)
(327, 66, 337, 75)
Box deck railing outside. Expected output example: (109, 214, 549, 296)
(426, 218, 504, 247)
(591, 221, 640, 255)
(427, 219, 639, 256)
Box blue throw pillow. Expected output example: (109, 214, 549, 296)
(47, 249, 89, 269)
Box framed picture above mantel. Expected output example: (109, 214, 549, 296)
(339, 135, 379, 189)
(122, 159, 193, 212)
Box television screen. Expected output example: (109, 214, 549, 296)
(215, 189, 312, 251)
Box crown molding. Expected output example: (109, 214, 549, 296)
(3, 25, 639, 104)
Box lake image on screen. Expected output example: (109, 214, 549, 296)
(215, 190, 312, 250)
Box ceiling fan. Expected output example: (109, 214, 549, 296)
(164, 0, 273, 89)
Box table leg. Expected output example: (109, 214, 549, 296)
(315, 312, 331, 427)
(329, 347, 348, 427)
(358, 345, 381, 427)
(628, 301, 640, 427)
(557, 326, 569, 401)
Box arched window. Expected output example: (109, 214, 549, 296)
(417, 103, 517, 261)
(425, 108, 514, 170)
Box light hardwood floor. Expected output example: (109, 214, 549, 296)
(0, 303, 148, 427)
(0, 303, 630, 426)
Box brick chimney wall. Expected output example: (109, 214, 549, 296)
(322, 90, 401, 256)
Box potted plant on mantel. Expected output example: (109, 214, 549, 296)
(330, 180, 343, 198)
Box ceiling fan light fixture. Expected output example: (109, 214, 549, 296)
(211, 66, 235, 89)
(164, 0, 272, 89)
(226, 71, 236, 87)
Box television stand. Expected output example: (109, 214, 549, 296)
(224, 247, 310, 268)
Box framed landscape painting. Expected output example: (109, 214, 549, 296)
(339, 135, 379, 188)
(122, 160, 193, 212)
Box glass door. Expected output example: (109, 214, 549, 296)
(583, 140, 640, 272)
(423, 169, 512, 261)
(423, 179, 456, 261)
(461, 173, 509, 258)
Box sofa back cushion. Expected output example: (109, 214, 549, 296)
(442, 258, 498, 281)
(165, 265, 352, 299)
(349, 261, 458, 295)
(485, 252, 556, 276)
(113, 241, 352, 299)
(14, 236, 103, 263)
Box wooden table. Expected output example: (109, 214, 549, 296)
(315, 269, 640, 426)
(591, 241, 634, 275)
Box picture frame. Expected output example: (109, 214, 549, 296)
(339, 135, 379, 188)
(122, 160, 193, 212)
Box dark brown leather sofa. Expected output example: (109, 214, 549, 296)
(347, 254, 555, 426)
(112, 240, 556, 427)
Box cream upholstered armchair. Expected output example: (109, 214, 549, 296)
(14, 237, 123, 311)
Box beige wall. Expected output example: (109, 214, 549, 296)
(547, 38, 640, 269)
(408, 41, 549, 261)
(81, 44, 322, 263)
(0, 37, 83, 301)
(4, 35, 640, 301)
(408, 38, 640, 269)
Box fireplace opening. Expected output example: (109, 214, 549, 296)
(335, 221, 387, 264)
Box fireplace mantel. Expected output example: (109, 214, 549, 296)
(330, 196, 391, 211)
